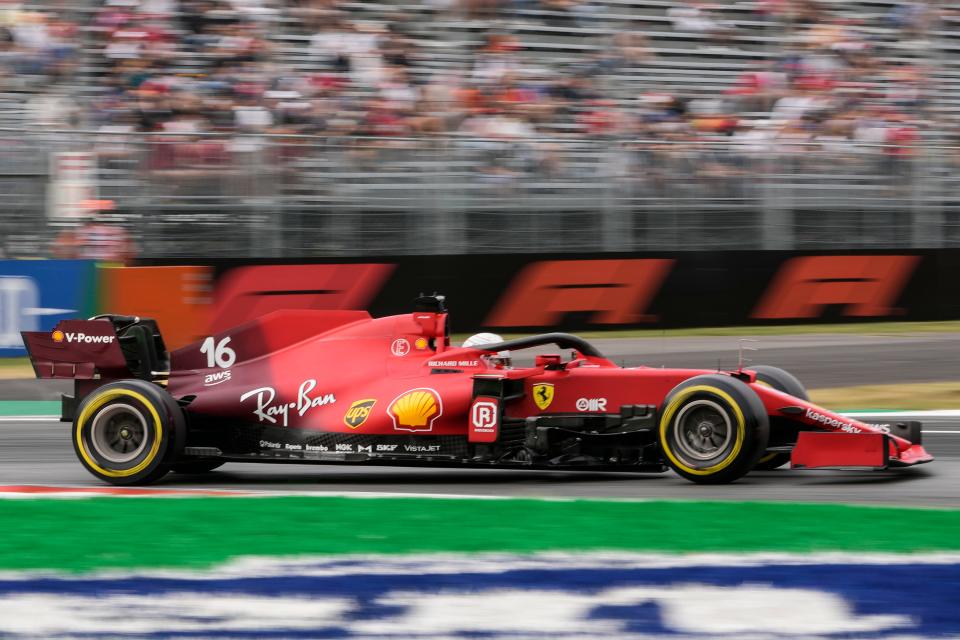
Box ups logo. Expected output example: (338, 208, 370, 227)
(344, 399, 376, 429)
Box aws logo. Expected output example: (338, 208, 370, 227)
(343, 399, 376, 429)
(388, 388, 442, 432)
(203, 370, 232, 387)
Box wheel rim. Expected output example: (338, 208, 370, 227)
(90, 403, 148, 464)
(671, 399, 733, 466)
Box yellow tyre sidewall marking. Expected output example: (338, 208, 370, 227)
(75, 389, 164, 478)
(659, 385, 746, 476)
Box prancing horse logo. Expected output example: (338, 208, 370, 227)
(532, 383, 554, 411)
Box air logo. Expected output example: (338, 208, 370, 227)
(0, 277, 39, 349)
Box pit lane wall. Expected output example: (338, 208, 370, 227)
(3, 251, 960, 354)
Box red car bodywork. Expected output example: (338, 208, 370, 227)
(22, 301, 933, 483)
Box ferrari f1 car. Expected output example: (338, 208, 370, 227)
(22, 295, 932, 485)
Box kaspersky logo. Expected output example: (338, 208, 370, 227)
(52, 330, 115, 345)
(388, 388, 442, 432)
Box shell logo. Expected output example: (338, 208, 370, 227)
(388, 388, 443, 432)
(51, 330, 65, 343)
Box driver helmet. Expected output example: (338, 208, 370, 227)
(463, 332, 511, 368)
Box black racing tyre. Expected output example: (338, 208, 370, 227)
(659, 374, 770, 484)
(72, 380, 186, 486)
(171, 460, 225, 474)
(752, 365, 809, 471)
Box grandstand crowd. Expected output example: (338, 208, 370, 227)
(0, 0, 952, 158)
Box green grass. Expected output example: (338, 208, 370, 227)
(811, 382, 960, 411)
(0, 357, 28, 368)
(0, 497, 958, 573)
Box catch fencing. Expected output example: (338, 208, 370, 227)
(1, 128, 958, 258)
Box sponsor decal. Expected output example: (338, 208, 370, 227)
(343, 399, 376, 430)
(376, 444, 399, 452)
(428, 360, 479, 368)
(0, 266, 84, 355)
(471, 401, 498, 430)
(200, 336, 236, 368)
(470, 398, 499, 443)
(532, 383, 554, 410)
(51, 331, 115, 345)
(305, 444, 329, 452)
(414, 337, 428, 350)
(388, 388, 443, 433)
(284, 444, 302, 451)
(403, 444, 441, 453)
(869, 423, 892, 434)
(357, 445, 372, 454)
(576, 397, 608, 412)
(259, 440, 280, 449)
(336, 443, 353, 452)
(390, 338, 411, 357)
(240, 379, 336, 427)
(203, 370, 232, 387)
(805, 407, 862, 433)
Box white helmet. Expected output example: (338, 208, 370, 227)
(463, 332, 511, 366)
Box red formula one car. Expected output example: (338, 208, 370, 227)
(22, 295, 932, 485)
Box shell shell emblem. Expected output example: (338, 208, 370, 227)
(388, 388, 442, 432)
(51, 330, 65, 343)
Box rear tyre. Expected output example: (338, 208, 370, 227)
(72, 380, 185, 486)
(659, 375, 769, 484)
(171, 460, 225, 474)
(751, 365, 809, 470)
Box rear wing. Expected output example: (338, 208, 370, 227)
(22, 315, 169, 381)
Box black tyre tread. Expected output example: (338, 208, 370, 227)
(659, 374, 770, 485)
(751, 365, 808, 470)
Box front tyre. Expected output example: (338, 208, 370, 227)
(751, 365, 809, 470)
(659, 375, 769, 484)
(72, 380, 185, 486)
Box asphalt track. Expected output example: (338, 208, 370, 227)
(0, 417, 956, 507)
(2, 332, 959, 506)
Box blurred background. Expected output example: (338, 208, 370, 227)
(0, 0, 957, 259)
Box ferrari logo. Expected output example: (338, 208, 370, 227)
(344, 399, 376, 429)
(532, 383, 554, 410)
